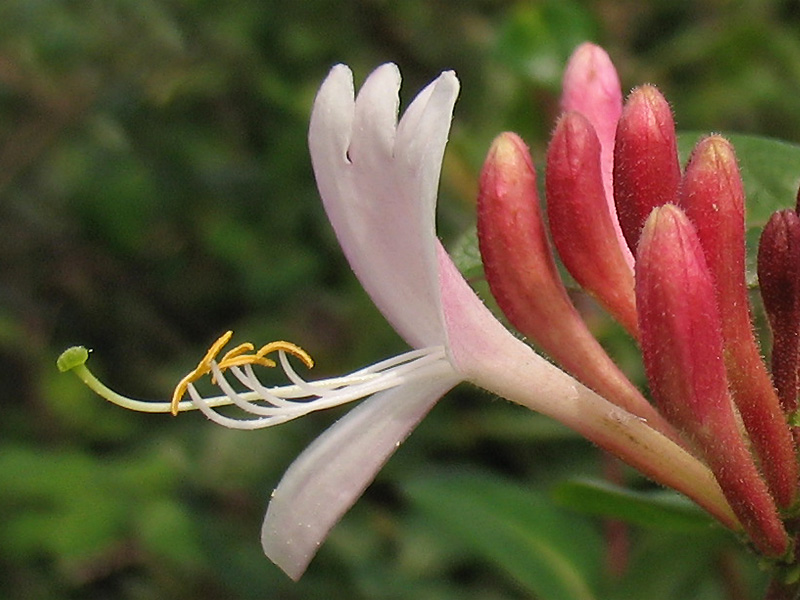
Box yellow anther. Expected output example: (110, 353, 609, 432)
(200, 330, 235, 368)
(220, 343, 256, 364)
(217, 355, 277, 370)
(256, 341, 314, 369)
(170, 332, 314, 416)
(170, 331, 233, 415)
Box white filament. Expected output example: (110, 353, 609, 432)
(186, 346, 453, 430)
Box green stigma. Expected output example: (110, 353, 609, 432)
(57, 346, 90, 373)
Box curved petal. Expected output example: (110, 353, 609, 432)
(309, 64, 460, 349)
(261, 373, 459, 580)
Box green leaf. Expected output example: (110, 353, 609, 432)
(495, 1, 597, 89)
(137, 500, 203, 567)
(602, 528, 753, 600)
(404, 471, 601, 600)
(449, 225, 483, 280)
(552, 478, 714, 532)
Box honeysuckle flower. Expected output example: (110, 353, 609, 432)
(545, 111, 638, 338)
(58, 62, 738, 581)
(758, 208, 800, 416)
(680, 136, 798, 509)
(636, 204, 788, 558)
(613, 85, 681, 254)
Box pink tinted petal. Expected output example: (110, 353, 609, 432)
(262, 373, 458, 580)
(347, 64, 400, 166)
(309, 64, 459, 348)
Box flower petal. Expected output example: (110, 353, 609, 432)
(261, 373, 458, 580)
(309, 64, 460, 349)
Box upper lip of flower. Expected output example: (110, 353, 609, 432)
(261, 62, 466, 580)
(309, 62, 460, 351)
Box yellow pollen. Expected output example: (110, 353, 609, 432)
(256, 341, 314, 369)
(170, 331, 314, 415)
(220, 342, 256, 363)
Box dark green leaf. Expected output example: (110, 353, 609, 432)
(552, 478, 714, 532)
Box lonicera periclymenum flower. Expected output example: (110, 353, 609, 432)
(60, 49, 750, 579)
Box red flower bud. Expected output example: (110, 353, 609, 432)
(546, 112, 638, 338)
(680, 136, 798, 509)
(636, 204, 788, 557)
(477, 132, 677, 441)
(613, 85, 681, 254)
(758, 209, 800, 416)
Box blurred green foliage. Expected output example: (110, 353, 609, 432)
(5, 0, 800, 598)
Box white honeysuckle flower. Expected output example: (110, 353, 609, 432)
(58, 63, 738, 582)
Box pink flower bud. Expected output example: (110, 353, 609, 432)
(546, 112, 638, 338)
(636, 204, 788, 557)
(477, 132, 677, 442)
(613, 85, 681, 254)
(560, 43, 628, 265)
(758, 209, 800, 416)
(679, 136, 798, 509)
(561, 43, 623, 162)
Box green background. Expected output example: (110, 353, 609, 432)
(4, 1, 800, 598)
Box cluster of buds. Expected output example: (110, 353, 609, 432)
(478, 43, 800, 560)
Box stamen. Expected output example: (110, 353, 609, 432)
(255, 341, 314, 368)
(220, 342, 258, 364)
(57, 337, 453, 430)
(170, 333, 315, 415)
